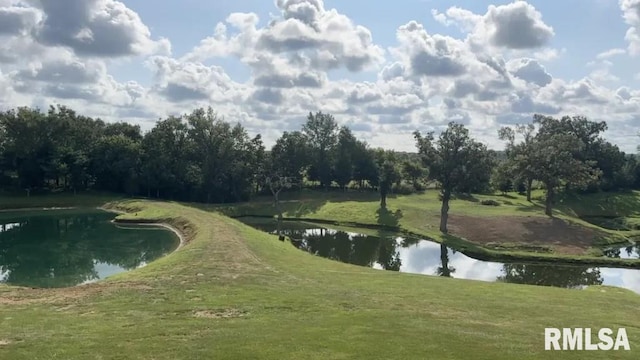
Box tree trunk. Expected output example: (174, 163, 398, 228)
(545, 184, 554, 217)
(274, 189, 285, 240)
(275, 191, 282, 221)
(380, 183, 387, 208)
(276, 207, 283, 241)
(440, 189, 451, 234)
(439, 244, 451, 277)
(439, 189, 451, 233)
(526, 178, 533, 202)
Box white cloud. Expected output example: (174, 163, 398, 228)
(0, 0, 638, 154)
(533, 47, 564, 61)
(596, 47, 627, 59)
(184, 0, 384, 73)
(433, 2, 554, 49)
(479, 2, 554, 49)
(27, 0, 171, 57)
(431, 7, 482, 33)
(0, 5, 41, 36)
(506, 58, 552, 87)
(148, 56, 244, 104)
(620, 0, 640, 55)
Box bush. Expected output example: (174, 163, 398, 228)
(391, 182, 416, 195)
(480, 199, 500, 206)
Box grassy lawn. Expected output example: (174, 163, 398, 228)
(1, 199, 639, 359)
(0, 191, 122, 210)
(210, 189, 640, 266)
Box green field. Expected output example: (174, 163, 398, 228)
(0, 196, 639, 359)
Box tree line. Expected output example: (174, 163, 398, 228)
(1, 105, 639, 233)
(0, 106, 426, 202)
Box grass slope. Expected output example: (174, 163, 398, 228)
(1, 200, 639, 359)
(212, 190, 640, 266)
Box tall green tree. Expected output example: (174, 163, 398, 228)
(530, 115, 602, 216)
(491, 160, 514, 194)
(414, 122, 494, 233)
(401, 160, 427, 190)
(352, 140, 377, 189)
(498, 123, 537, 201)
(141, 116, 191, 198)
(302, 111, 338, 189)
(0, 107, 54, 190)
(91, 134, 142, 195)
(270, 131, 309, 186)
(46, 105, 103, 192)
(374, 149, 399, 209)
(185, 107, 261, 203)
(333, 126, 357, 190)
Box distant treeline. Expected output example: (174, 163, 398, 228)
(0, 106, 638, 208)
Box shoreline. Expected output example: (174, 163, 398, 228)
(2, 202, 638, 269)
(99, 205, 187, 251)
(111, 221, 186, 251)
(0, 206, 78, 213)
(234, 214, 640, 269)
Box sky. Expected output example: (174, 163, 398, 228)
(0, 0, 639, 152)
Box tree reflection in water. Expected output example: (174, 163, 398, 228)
(256, 221, 403, 271)
(497, 264, 603, 289)
(240, 218, 633, 292)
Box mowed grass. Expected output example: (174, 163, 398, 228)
(1, 199, 639, 359)
(211, 189, 640, 264)
(0, 191, 122, 210)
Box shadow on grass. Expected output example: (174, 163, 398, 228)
(207, 199, 329, 218)
(376, 207, 403, 228)
(558, 190, 640, 217)
(453, 193, 479, 203)
(515, 206, 544, 214)
(205, 189, 393, 219)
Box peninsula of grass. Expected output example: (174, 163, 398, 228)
(211, 189, 640, 267)
(1, 199, 639, 359)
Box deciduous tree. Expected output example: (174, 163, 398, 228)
(414, 122, 494, 233)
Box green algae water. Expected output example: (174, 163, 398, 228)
(0, 209, 179, 288)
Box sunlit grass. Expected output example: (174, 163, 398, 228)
(1, 199, 639, 359)
(211, 189, 640, 265)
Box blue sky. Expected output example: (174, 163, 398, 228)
(0, 0, 639, 151)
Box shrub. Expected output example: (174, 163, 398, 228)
(480, 199, 500, 206)
(391, 182, 416, 195)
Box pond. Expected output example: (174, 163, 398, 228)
(239, 217, 640, 294)
(0, 209, 179, 288)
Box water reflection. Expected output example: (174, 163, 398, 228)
(0, 210, 179, 288)
(603, 245, 640, 259)
(241, 217, 640, 294)
(276, 226, 402, 270)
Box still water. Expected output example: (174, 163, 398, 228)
(0, 209, 179, 288)
(240, 217, 640, 294)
